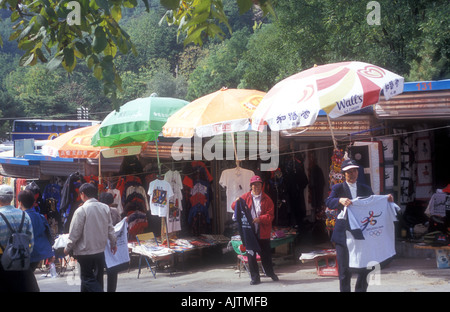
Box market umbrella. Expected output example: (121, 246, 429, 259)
(162, 87, 266, 163)
(162, 87, 266, 138)
(42, 124, 145, 185)
(251, 61, 404, 139)
(91, 95, 189, 174)
(42, 124, 144, 159)
(91, 95, 188, 247)
(92, 95, 189, 147)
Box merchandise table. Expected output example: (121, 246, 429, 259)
(129, 235, 231, 271)
(270, 234, 296, 248)
(270, 234, 297, 263)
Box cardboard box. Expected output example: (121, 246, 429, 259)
(435, 249, 450, 269)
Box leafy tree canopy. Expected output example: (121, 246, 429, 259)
(0, 0, 274, 109)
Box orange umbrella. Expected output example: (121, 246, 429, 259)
(162, 87, 266, 138)
(42, 124, 144, 159)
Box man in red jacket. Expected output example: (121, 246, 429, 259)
(232, 175, 278, 285)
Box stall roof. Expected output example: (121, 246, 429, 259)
(375, 80, 450, 119)
(0, 150, 82, 179)
(403, 79, 450, 92)
(0, 156, 39, 166)
(0, 163, 41, 179)
(0, 150, 76, 164)
(24, 152, 76, 162)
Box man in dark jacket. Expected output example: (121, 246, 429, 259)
(325, 159, 374, 292)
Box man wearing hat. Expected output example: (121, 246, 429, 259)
(0, 184, 39, 292)
(232, 175, 278, 285)
(325, 159, 374, 292)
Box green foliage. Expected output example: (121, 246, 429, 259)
(0, 0, 448, 139)
(237, 23, 298, 91)
(0, 0, 273, 110)
(186, 28, 249, 100)
(1, 0, 142, 109)
(161, 0, 274, 46)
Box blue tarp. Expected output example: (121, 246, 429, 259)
(404, 79, 450, 92)
(0, 151, 76, 165)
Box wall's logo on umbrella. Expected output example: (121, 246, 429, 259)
(357, 65, 385, 79)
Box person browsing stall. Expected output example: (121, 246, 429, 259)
(18, 190, 55, 272)
(64, 183, 117, 292)
(232, 175, 278, 285)
(0, 185, 39, 292)
(99, 191, 122, 292)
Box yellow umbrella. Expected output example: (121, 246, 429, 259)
(162, 87, 266, 138)
(42, 124, 145, 159)
(42, 124, 146, 184)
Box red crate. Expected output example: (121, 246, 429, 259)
(315, 255, 339, 277)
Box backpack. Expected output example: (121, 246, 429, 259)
(0, 212, 31, 271)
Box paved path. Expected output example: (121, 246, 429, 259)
(36, 255, 450, 293)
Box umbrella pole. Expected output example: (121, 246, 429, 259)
(231, 133, 239, 166)
(99, 152, 102, 192)
(161, 217, 170, 249)
(154, 138, 169, 248)
(326, 115, 338, 150)
(155, 138, 162, 176)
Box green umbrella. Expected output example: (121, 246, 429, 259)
(92, 95, 189, 173)
(92, 95, 189, 146)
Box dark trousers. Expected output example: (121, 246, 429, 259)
(335, 243, 371, 292)
(105, 265, 120, 292)
(0, 268, 40, 292)
(0, 256, 40, 292)
(247, 238, 275, 282)
(76, 252, 105, 292)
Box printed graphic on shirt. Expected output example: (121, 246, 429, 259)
(346, 195, 400, 268)
(360, 210, 382, 232)
(151, 188, 168, 206)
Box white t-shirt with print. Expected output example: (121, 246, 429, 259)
(164, 170, 183, 232)
(219, 167, 254, 213)
(147, 179, 174, 217)
(346, 195, 400, 269)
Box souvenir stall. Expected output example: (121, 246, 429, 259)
(214, 136, 299, 262)
(374, 80, 450, 242)
(121, 141, 232, 271)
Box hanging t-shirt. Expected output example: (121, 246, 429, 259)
(107, 188, 123, 215)
(147, 179, 174, 217)
(219, 167, 254, 213)
(164, 170, 183, 233)
(346, 195, 400, 269)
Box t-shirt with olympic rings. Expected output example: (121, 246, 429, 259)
(345, 195, 400, 269)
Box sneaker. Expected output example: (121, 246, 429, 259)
(250, 279, 261, 285)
